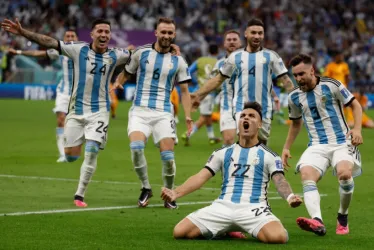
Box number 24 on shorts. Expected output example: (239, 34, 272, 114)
(96, 121, 108, 140)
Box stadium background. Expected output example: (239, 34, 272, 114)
(1, 1, 374, 249)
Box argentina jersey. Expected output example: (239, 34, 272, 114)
(220, 48, 288, 120)
(213, 58, 236, 113)
(125, 43, 191, 113)
(48, 49, 74, 96)
(288, 77, 353, 146)
(205, 143, 284, 204)
(58, 41, 130, 115)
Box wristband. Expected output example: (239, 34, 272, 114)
(286, 193, 295, 202)
(16, 50, 22, 55)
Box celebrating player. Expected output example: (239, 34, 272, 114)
(8, 29, 78, 163)
(161, 101, 302, 242)
(113, 17, 193, 209)
(282, 54, 363, 235)
(191, 18, 294, 145)
(2, 18, 131, 207)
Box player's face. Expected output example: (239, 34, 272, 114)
(224, 33, 241, 53)
(292, 63, 315, 92)
(238, 109, 261, 138)
(63, 31, 78, 43)
(245, 25, 264, 48)
(155, 23, 176, 49)
(91, 24, 111, 51)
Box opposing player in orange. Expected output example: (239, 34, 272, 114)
(346, 90, 374, 128)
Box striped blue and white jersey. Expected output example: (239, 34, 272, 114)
(125, 43, 191, 113)
(205, 143, 284, 205)
(220, 48, 288, 119)
(213, 58, 236, 114)
(288, 77, 354, 146)
(58, 41, 130, 115)
(47, 49, 73, 96)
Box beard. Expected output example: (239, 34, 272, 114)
(159, 39, 172, 48)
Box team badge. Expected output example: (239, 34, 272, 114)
(321, 95, 327, 103)
(252, 155, 260, 165)
(261, 57, 267, 64)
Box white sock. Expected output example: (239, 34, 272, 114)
(56, 127, 65, 157)
(303, 180, 322, 220)
(338, 177, 354, 215)
(206, 125, 215, 139)
(130, 141, 151, 189)
(161, 151, 176, 189)
(75, 141, 99, 197)
(189, 124, 198, 138)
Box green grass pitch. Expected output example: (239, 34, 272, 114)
(1, 99, 374, 250)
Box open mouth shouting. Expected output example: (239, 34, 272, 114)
(243, 121, 250, 130)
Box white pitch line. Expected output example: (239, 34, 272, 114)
(0, 194, 328, 217)
(0, 174, 275, 193)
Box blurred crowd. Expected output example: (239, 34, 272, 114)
(1, 0, 374, 90)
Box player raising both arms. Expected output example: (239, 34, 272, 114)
(191, 18, 294, 145)
(2, 18, 131, 207)
(113, 17, 193, 209)
(161, 102, 302, 242)
(8, 29, 78, 163)
(282, 54, 363, 235)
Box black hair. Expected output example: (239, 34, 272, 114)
(247, 18, 264, 28)
(289, 53, 313, 67)
(208, 44, 219, 55)
(243, 101, 262, 120)
(91, 19, 111, 30)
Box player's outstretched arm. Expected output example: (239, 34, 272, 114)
(272, 173, 302, 208)
(278, 74, 295, 93)
(191, 74, 226, 110)
(161, 168, 213, 202)
(2, 18, 58, 49)
(111, 71, 130, 91)
(347, 99, 363, 146)
(282, 118, 302, 169)
(8, 48, 47, 58)
(179, 83, 193, 135)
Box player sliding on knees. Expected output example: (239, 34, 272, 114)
(162, 101, 302, 242)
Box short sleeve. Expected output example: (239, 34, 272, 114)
(210, 60, 222, 78)
(59, 41, 86, 59)
(219, 54, 236, 78)
(46, 49, 60, 61)
(271, 52, 288, 77)
(267, 155, 284, 178)
(124, 48, 141, 74)
(333, 83, 355, 106)
(176, 57, 192, 83)
(288, 93, 302, 120)
(114, 48, 131, 65)
(204, 151, 223, 176)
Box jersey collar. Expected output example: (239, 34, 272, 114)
(152, 42, 171, 54)
(89, 43, 109, 53)
(236, 141, 261, 148)
(244, 46, 263, 53)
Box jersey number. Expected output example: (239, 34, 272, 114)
(153, 68, 160, 80)
(90, 63, 107, 75)
(248, 66, 255, 76)
(251, 206, 272, 217)
(96, 121, 108, 140)
(310, 106, 321, 119)
(232, 164, 250, 177)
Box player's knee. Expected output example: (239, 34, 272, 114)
(262, 230, 288, 244)
(336, 165, 352, 180)
(173, 225, 187, 239)
(339, 177, 354, 193)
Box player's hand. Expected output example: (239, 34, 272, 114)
(274, 96, 281, 112)
(1, 18, 23, 35)
(161, 187, 177, 202)
(281, 148, 292, 171)
(346, 128, 363, 146)
(170, 44, 181, 56)
(126, 44, 135, 51)
(190, 92, 200, 112)
(185, 117, 193, 136)
(288, 194, 303, 208)
(7, 48, 17, 55)
(110, 82, 123, 92)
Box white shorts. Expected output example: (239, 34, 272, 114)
(234, 112, 271, 141)
(296, 143, 362, 178)
(199, 94, 215, 115)
(64, 111, 109, 150)
(220, 110, 236, 132)
(187, 200, 280, 239)
(127, 106, 176, 145)
(53, 93, 70, 114)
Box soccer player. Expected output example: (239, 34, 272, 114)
(8, 29, 78, 163)
(2, 18, 131, 207)
(113, 17, 193, 209)
(213, 30, 242, 146)
(282, 54, 363, 236)
(161, 101, 303, 242)
(191, 18, 294, 145)
(181, 44, 220, 146)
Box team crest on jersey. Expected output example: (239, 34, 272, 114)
(251, 155, 260, 165)
(321, 95, 327, 103)
(261, 57, 267, 64)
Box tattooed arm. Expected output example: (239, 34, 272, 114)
(278, 74, 295, 93)
(1, 18, 58, 49)
(272, 172, 303, 207)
